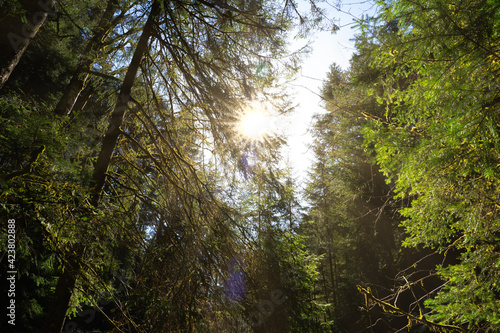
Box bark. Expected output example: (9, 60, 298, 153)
(90, 0, 160, 206)
(321, 268, 331, 317)
(41, 2, 160, 331)
(0, 0, 56, 89)
(54, 0, 121, 116)
(41, 244, 84, 333)
(327, 244, 338, 309)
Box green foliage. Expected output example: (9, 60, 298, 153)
(1, 0, 329, 332)
(426, 249, 500, 329)
(0, 95, 88, 331)
(351, 0, 500, 330)
(300, 63, 407, 332)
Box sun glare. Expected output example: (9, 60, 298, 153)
(238, 105, 272, 140)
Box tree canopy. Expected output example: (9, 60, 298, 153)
(1, 0, 500, 332)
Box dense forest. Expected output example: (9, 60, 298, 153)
(1, 0, 499, 332)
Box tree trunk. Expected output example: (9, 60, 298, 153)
(41, 2, 160, 331)
(0, 0, 56, 89)
(90, 0, 160, 206)
(327, 245, 338, 309)
(54, 0, 120, 116)
(41, 244, 84, 333)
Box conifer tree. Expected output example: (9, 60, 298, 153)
(351, 0, 500, 330)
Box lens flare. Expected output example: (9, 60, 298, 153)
(225, 258, 245, 301)
(237, 103, 273, 141)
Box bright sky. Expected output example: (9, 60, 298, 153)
(283, 1, 377, 184)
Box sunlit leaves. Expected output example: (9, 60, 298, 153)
(354, 0, 500, 330)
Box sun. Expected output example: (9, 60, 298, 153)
(238, 104, 273, 140)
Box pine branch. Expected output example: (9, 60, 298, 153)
(358, 286, 466, 332)
(5, 145, 45, 181)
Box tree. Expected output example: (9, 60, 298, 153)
(232, 162, 325, 333)
(54, 0, 123, 116)
(40, 2, 162, 331)
(27, 0, 323, 331)
(301, 64, 405, 332)
(353, 0, 500, 330)
(1, 0, 329, 331)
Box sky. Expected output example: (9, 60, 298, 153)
(282, 0, 378, 184)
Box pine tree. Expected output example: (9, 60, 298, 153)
(352, 0, 500, 330)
